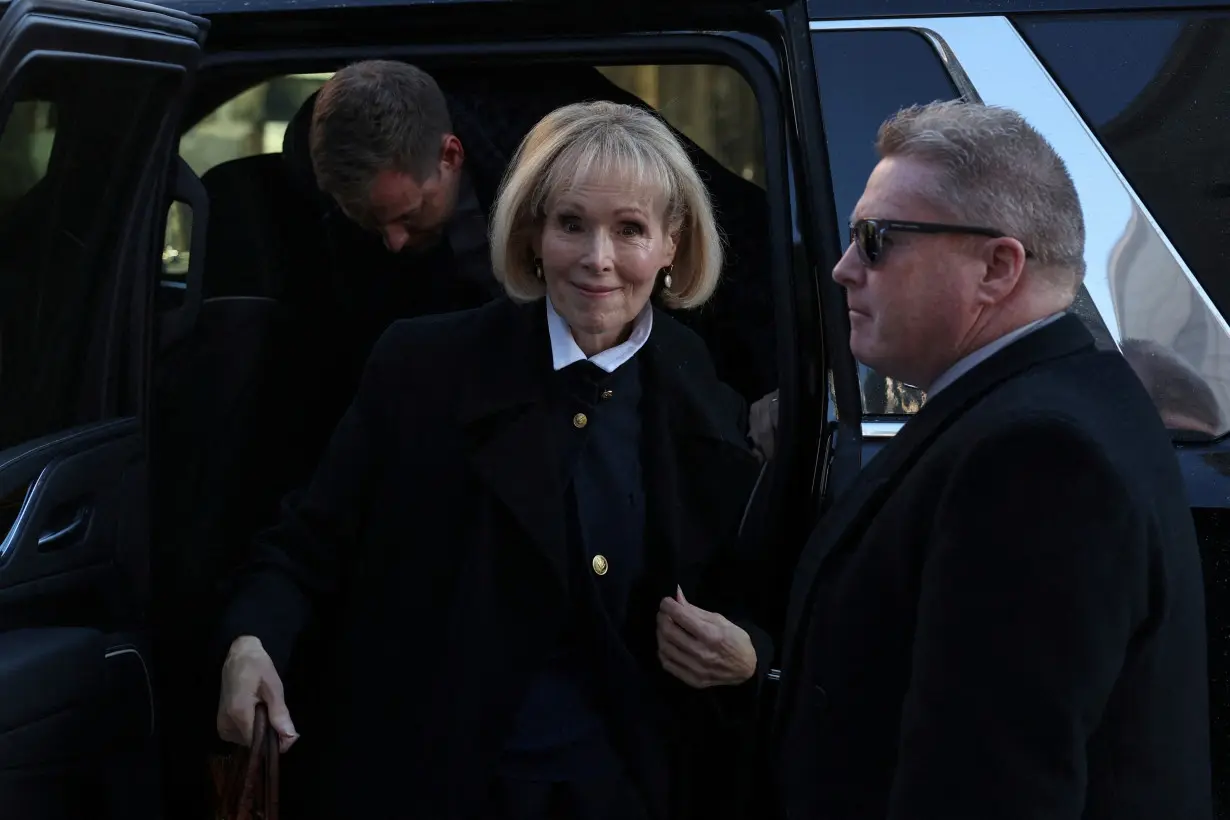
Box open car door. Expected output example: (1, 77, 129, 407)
(0, 0, 205, 817)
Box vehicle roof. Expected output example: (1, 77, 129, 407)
(806, 0, 1230, 17)
(152, 0, 1230, 16)
(161, 0, 502, 12)
(3, 0, 1226, 18)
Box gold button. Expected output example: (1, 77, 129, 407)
(572, 412, 588, 428)
(592, 554, 609, 576)
(600, 389, 614, 400)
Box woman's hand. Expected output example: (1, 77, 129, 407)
(657, 586, 757, 688)
(217, 636, 299, 753)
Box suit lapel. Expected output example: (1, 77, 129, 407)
(780, 315, 1097, 671)
(456, 303, 761, 596)
(459, 300, 570, 588)
(640, 315, 763, 594)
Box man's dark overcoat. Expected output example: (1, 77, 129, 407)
(774, 315, 1213, 820)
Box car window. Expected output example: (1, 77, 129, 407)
(811, 29, 960, 415)
(178, 66, 765, 188)
(1020, 12, 1230, 437)
(180, 73, 327, 179)
(599, 65, 765, 188)
(0, 59, 162, 449)
(0, 101, 55, 219)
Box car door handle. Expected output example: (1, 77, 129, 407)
(37, 506, 89, 549)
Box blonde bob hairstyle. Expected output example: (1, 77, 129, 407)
(489, 100, 724, 311)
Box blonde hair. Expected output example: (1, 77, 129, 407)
(489, 101, 723, 310)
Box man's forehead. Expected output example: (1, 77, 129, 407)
(368, 169, 424, 218)
(853, 158, 944, 221)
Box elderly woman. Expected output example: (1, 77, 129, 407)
(215, 100, 771, 820)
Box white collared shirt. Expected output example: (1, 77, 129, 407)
(545, 296, 653, 373)
(926, 311, 1066, 398)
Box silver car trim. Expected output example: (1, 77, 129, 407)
(861, 421, 906, 439)
(810, 16, 1230, 438)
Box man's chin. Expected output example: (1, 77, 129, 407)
(849, 332, 877, 368)
(851, 341, 896, 379)
(399, 234, 444, 255)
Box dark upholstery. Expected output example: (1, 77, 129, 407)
(198, 155, 322, 302)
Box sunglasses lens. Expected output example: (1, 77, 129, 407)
(852, 221, 881, 264)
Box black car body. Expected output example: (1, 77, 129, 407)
(0, 0, 1227, 816)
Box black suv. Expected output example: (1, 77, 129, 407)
(1, 0, 1227, 817)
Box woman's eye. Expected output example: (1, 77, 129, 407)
(620, 223, 645, 237)
(558, 215, 582, 232)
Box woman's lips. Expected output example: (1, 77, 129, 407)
(573, 282, 619, 298)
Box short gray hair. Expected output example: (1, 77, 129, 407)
(877, 100, 1085, 288)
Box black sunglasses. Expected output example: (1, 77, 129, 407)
(848, 218, 1033, 266)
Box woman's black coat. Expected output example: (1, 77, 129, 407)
(219, 296, 772, 819)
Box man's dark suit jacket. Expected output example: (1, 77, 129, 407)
(774, 314, 1213, 819)
(218, 297, 770, 820)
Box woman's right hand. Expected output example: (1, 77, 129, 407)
(216, 635, 299, 753)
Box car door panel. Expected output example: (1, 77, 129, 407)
(0, 0, 206, 816)
(0, 627, 155, 818)
(0, 627, 106, 763)
(0, 422, 142, 604)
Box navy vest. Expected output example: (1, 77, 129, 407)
(500, 356, 649, 780)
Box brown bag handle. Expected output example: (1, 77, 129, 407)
(234, 702, 280, 820)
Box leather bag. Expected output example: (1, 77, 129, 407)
(210, 703, 280, 820)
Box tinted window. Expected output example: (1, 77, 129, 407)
(1021, 12, 1230, 333)
(0, 59, 164, 449)
(0, 101, 55, 218)
(812, 29, 960, 414)
(180, 66, 764, 184)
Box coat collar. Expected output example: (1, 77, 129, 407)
(457, 298, 759, 592)
(779, 313, 1097, 673)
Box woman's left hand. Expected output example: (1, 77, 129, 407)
(657, 586, 757, 688)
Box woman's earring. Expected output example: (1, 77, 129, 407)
(534, 258, 544, 280)
(662, 265, 674, 290)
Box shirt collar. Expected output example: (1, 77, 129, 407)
(545, 296, 653, 373)
(926, 311, 1067, 398)
(445, 168, 486, 256)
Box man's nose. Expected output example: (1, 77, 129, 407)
(582, 230, 615, 271)
(832, 243, 861, 289)
(383, 226, 409, 253)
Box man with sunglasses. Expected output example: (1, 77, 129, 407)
(772, 100, 1211, 819)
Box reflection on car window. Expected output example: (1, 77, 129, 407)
(812, 29, 959, 415)
(1021, 12, 1230, 436)
(1021, 17, 1186, 128)
(1021, 13, 1230, 326)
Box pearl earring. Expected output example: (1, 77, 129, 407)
(534, 258, 544, 280)
(662, 265, 674, 290)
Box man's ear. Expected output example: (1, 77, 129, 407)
(976, 236, 1028, 305)
(440, 134, 464, 172)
